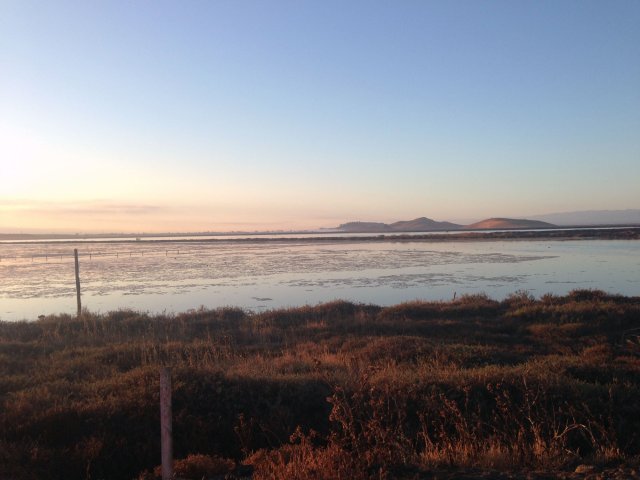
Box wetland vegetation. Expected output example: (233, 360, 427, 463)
(1, 290, 639, 479)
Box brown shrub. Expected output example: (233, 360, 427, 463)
(152, 453, 235, 479)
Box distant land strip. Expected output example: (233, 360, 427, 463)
(2, 227, 639, 245)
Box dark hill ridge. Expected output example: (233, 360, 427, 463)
(339, 217, 462, 232)
(390, 217, 462, 231)
(338, 217, 556, 232)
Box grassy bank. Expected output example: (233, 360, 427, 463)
(1, 290, 639, 479)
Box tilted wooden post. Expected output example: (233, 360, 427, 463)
(74, 249, 81, 316)
(160, 368, 173, 480)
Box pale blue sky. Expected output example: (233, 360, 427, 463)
(1, 1, 639, 232)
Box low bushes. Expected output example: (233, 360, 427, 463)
(0, 290, 638, 479)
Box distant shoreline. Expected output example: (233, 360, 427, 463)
(1, 226, 639, 245)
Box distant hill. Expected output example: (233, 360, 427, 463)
(336, 211, 640, 233)
(466, 218, 556, 230)
(338, 217, 462, 233)
(529, 209, 640, 226)
(390, 217, 462, 231)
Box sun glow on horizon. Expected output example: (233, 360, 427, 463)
(1, 1, 638, 233)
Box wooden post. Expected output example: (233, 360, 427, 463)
(160, 368, 173, 480)
(74, 249, 81, 316)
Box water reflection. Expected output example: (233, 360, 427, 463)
(0, 239, 638, 320)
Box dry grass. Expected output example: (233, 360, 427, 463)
(1, 290, 639, 479)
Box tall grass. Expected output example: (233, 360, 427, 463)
(0, 291, 639, 479)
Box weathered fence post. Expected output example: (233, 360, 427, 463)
(74, 249, 81, 316)
(160, 368, 173, 480)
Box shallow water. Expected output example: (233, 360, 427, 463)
(1, 238, 638, 320)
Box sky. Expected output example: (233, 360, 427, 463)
(1, 0, 639, 233)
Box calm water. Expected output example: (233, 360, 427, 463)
(1, 238, 639, 320)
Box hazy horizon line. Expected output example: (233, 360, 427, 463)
(2, 208, 639, 237)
